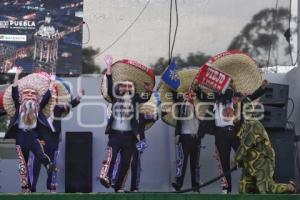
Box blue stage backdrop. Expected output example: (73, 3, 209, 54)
(0, 0, 83, 75)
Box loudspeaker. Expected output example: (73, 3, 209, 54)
(260, 83, 289, 105)
(267, 129, 296, 182)
(260, 105, 287, 129)
(65, 132, 93, 193)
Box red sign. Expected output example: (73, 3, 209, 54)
(195, 63, 232, 94)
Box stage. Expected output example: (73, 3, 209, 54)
(0, 193, 299, 200)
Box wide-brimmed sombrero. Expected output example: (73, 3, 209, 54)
(101, 59, 155, 102)
(158, 67, 208, 127)
(139, 91, 161, 130)
(208, 50, 262, 94)
(3, 73, 70, 118)
(50, 77, 72, 118)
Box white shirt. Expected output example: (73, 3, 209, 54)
(180, 104, 199, 134)
(111, 104, 132, 131)
(214, 103, 234, 127)
(181, 118, 199, 134)
(47, 117, 56, 132)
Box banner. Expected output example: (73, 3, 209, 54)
(0, 0, 83, 75)
(195, 63, 231, 94)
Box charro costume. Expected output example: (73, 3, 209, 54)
(159, 68, 207, 192)
(3, 72, 56, 192)
(99, 59, 154, 192)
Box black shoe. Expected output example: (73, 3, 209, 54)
(99, 177, 111, 188)
(172, 182, 181, 192)
(192, 187, 200, 193)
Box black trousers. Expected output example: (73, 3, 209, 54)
(100, 133, 135, 190)
(111, 146, 142, 191)
(214, 126, 240, 192)
(130, 147, 142, 191)
(15, 129, 51, 191)
(175, 134, 201, 189)
(31, 127, 60, 192)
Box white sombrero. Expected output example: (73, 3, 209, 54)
(100, 59, 155, 102)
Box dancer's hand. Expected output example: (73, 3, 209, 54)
(49, 73, 56, 82)
(79, 88, 85, 97)
(104, 54, 113, 75)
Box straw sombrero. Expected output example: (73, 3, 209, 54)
(49, 78, 71, 118)
(101, 59, 155, 102)
(208, 50, 262, 94)
(3, 73, 70, 118)
(139, 92, 161, 130)
(158, 67, 207, 127)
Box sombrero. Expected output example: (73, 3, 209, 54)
(159, 67, 207, 127)
(139, 91, 161, 130)
(208, 50, 262, 94)
(101, 59, 155, 102)
(3, 73, 70, 118)
(49, 78, 72, 118)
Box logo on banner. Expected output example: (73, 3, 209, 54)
(0, 21, 9, 28)
(0, 34, 27, 42)
(0, 20, 36, 30)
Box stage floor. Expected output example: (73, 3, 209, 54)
(0, 193, 299, 200)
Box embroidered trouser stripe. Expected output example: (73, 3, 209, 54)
(100, 146, 113, 179)
(16, 145, 30, 190)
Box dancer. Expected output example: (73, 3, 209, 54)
(213, 80, 267, 194)
(99, 57, 152, 192)
(30, 88, 85, 192)
(235, 120, 296, 194)
(4, 68, 56, 193)
(171, 89, 202, 192)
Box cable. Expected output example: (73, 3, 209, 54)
(168, 0, 173, 63)
(170, 0, 179, 61)
(82, 21, 90, 45)
(177, 166, 238, 193)
(266, 0, 279, 68)
(168, 0, 179, 64)
(287, 97, 295, 121)
(94, 0, 151, 57)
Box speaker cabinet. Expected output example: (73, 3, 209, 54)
(267, 129, 295, 182)
(260, 83, 289, 105)
(65, 132, 93, 193)
(260, 105, 287, 129)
